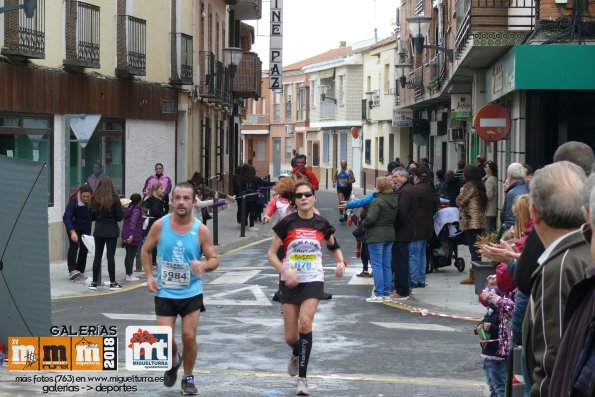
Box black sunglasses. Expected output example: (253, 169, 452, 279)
(295, 192, 314, 199)
(580, 223, 592, 244)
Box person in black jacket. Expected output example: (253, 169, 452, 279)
(62, 184, 93, 280)
(89, 176, 124, 291)
(391, 167, 416, 300)
(143, 182, 168, 267)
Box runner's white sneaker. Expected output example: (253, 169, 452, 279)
(295, 377, 309, 396)
(288, 355, 298, 377)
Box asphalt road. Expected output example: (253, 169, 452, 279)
(1, 191, 489, 396)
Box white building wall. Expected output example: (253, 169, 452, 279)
(125, 120, 176, 196)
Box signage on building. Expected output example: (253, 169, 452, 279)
(450, 95, 473, 120)
(392, 109, 413, 127)
(473, 104, 511, 142)
(269, 0, 283, 89)
(485, 49, 516, 103)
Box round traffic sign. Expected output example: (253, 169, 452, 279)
(473, 104, 511, 142)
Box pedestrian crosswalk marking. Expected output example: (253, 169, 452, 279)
(209, 270, 261, 285)
(102, 313, 156, 321)
(235, 318, 284, 327)
(205, 285, 272, 306)
(371, 322, 460, 332)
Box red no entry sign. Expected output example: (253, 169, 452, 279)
(473, 104, 511, 142)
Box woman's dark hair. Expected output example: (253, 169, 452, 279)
(463, 164, 488, 210)
(80, 184, 93, 194)
(486, 161, 498, 176)
(435, 169, 445, 181)
(294, 181, 314, 195)
(130, 193, 142, 206)
(90, 176, 116, 214)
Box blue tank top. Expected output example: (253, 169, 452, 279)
(337, 170, 351, 188)
(156, 214, 203, 299)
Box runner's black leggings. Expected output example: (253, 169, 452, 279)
(92, 237, 117, 283)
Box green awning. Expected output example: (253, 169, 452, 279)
(515, 45, 595, 90)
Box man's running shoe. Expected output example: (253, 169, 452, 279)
(69, 270, 81, 280)
(390, 292, 409, 301)
(109, 282, 122, 290)
(88, 282, 97, 290)
(288, 355, 298, 377)
(295, 377, 309, 396)
(163, 352, 182, 387)
(181, 375, 198, 395)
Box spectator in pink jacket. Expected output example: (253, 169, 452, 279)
(143, 163, 172, 211)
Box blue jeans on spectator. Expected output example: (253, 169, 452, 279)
(367, 241, 393, 297)
(483, 359, 506, 397)
(512, 291, 529, 346)
(409, 240, 427, 286)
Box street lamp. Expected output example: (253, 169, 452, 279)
(223, 46, 244, 201)
(406, 14, 454, 62)
(320, 85, 336, 103)
(223, 46, 243, 77)
(395, 61, 424, 93)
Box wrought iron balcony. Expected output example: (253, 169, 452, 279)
(227, 0, 262, 20)
(244, 114, 270, 125)
(455, 0, 535, 55)
(199, 51, 216, 99)
(64, 1, 100, 69)
(1, 0, 45, 59)
(116, 15, 146, 76)
(171, 33, 193, 85)
(232, 52, 262, 99)
(413, 66, 424, 99)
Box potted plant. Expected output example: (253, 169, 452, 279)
(427, 76, 440, 91)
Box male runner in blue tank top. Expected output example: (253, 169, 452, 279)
(332, 160, 355, 223)
(142, 182, 219, 395)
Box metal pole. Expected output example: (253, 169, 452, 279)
(240, 194, 246, 237)
(213, 191, 219, 245)
(265, 175, 271, 202)
(363, 172, 367, 195)
(325, 169, 329, 190)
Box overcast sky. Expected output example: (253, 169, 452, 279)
(248, 0, 399, 67)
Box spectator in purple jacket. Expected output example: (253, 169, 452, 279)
(143, 163, 172, 212)
(121, 193, 143, 282)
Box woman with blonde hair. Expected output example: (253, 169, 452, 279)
(89, 176, 124, 290)
(363, 176, 398, 302)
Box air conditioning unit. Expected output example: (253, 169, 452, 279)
(285, 125, 293, 135)
(449, 129, 465, 142)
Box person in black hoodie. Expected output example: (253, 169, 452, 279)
(63, 184, 93, 280)
(89, 176, 124, 290)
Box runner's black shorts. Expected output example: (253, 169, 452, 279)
(337, 187, 352, 198)
(155, 294, 205, 317)
(278, 281, 331, 304)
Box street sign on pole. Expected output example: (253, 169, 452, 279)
(473, 104, 511, 142)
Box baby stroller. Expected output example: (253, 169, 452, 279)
(426, 206, 465, 274)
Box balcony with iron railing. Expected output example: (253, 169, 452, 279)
(64, 0, 100, 69)
(427, 52, 447, 93)
(455, 0, 535, 55)
(413, 66, 424, 99)
(244, 114, 270, 125)
(171, 33, 193, 85)
(2, 0, 45, 59)
(233, 52, 262, 99)
(116, 15, 146, 76)
(226, 0, 262, 20)
(199, 51, 216, 98)
(285, 103, 292, 120)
